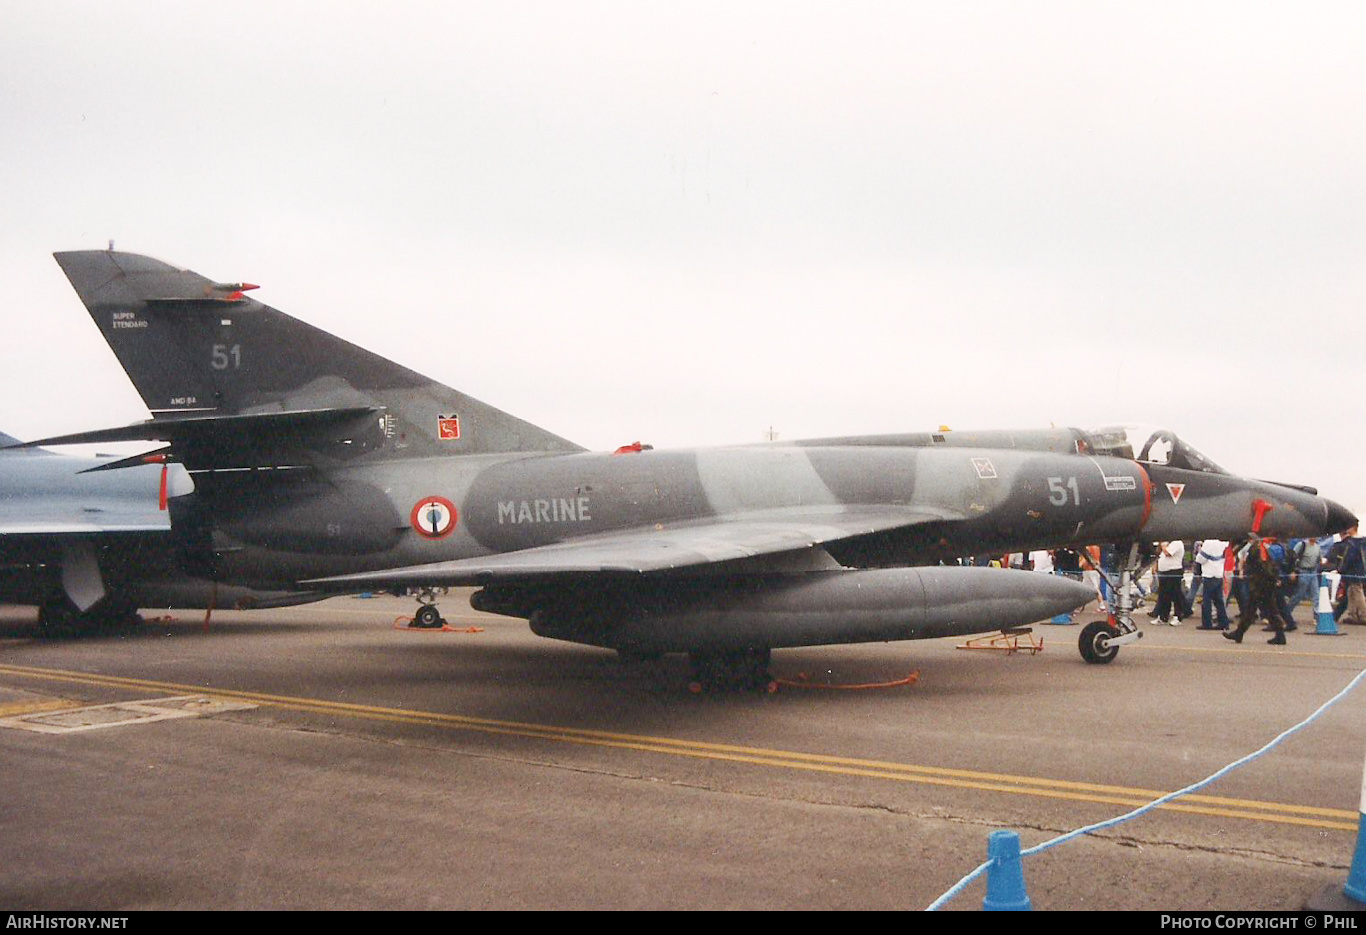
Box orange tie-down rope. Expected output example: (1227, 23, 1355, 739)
(773, 669, 920, 691)
(392, 617, 485, 634)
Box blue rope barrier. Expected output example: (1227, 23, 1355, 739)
(926, 860, 991, 911)
(925, 665, 1366, 910)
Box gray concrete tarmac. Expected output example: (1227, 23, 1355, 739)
(1, 593, 1363, 911)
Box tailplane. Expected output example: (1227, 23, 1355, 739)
(53, 251, 582, 458)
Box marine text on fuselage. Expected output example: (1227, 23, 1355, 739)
(497, 497, 592, 525)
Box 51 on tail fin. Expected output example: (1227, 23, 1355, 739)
(53, 250, 583, 459)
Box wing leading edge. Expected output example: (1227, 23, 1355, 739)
(305, 506, 959, 589)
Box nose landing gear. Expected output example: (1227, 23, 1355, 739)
(1079, 543, 1146, 664)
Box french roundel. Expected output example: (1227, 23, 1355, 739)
(410, 496, 458, 539)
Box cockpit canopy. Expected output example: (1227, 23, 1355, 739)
(1083, 424, 1227, 475)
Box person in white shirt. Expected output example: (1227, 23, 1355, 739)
(1150, 540, 1189, 625)
(1194, 539, 1231, 630)
(1281, 537, 1321, 626)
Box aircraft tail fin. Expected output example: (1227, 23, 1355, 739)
(53, 250, 583, 458)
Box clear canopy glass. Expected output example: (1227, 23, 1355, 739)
(1083, 424, 1227, 474)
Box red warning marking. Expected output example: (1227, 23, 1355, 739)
(1136, 463, 1153, 530)
(410, 496, 458, 539)
(1251, 498, 1274, 533)
(1166, 483, 1186, 504)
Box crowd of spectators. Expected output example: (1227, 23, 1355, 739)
(958, 525, 1365, 643)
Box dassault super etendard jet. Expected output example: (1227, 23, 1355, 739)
(20, 250, 1355, 685)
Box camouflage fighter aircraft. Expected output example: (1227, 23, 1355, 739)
(19, 251, 1356, 684)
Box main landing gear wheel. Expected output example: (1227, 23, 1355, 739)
(413, 604, 445, 629)
(688, 648, 776, 693)
(36, 595, 143, 639)
(1079, 620, 1120, 665)
(85, 596, 143, 632)
(36, 597, 79, 639)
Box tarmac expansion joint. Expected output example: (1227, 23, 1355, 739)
(924, 810, 1350, 870)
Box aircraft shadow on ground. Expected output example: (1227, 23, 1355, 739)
(0, 606, 1064, 730)
(343, 637, 1039, 727)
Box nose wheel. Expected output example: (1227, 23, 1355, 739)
(1079, 620, 1120, 664)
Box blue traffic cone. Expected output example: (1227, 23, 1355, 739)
(1313, 577, 1345, 636)
(1304, 805, 1366, 910)
(1348, 814, 1366, 904)
(982, 830, 1032, 911)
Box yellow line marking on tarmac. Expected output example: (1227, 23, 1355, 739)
(0, 698, 79, 718)
(0, 662, 1355, 832)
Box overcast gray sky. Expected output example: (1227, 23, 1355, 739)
(3, 2, 1363, 514)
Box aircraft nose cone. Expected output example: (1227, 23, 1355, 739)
(1325, 498, 1358, 535)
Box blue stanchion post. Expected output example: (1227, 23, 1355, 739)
(1346, 814, 1366, 904)
(982, 830, 1032, 911)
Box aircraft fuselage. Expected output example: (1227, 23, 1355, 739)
(195, 441, 1336, 589)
